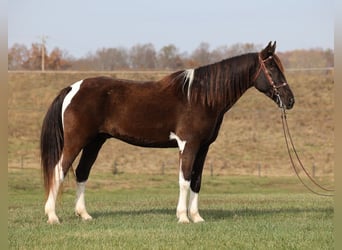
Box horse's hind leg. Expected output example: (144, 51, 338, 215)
(45, 145, 83, 224)
(44, 158, 64, 224)
(75, 135, 107, 220)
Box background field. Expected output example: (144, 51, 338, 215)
(8, 70, 334, 249)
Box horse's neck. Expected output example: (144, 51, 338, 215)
(222, 75, 254, 112)
(217, 57, 256, 112)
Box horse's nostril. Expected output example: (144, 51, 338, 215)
(289, 97, 295, 106)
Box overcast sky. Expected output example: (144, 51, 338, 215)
(8, 0, 334, 58)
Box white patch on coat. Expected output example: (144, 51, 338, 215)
(169, 132, 186, 153)
(183, 69, 195, 101)
(61, 80, 83, 127)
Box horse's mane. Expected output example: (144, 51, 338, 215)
(164, 53, 259, 108)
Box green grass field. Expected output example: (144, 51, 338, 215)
(9, 168, 333, 249)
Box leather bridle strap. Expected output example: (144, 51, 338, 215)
(252, 54, 288, 95)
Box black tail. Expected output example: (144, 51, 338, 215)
(40, 87, 71, 196)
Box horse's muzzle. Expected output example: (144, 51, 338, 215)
(287, 97, 295, 109)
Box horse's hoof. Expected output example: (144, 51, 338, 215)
(76, 211, 93, 221)
(190, 212, 205, 223)
(177, 216, 190, 224)
(47, 216, 60, 224)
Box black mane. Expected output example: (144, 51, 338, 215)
(169, 53, 259, 108)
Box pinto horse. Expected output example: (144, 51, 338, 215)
(41, 42, 294, 224)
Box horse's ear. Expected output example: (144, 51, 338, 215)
(260, 41, 276, 59)
(271, 41, 277, 53)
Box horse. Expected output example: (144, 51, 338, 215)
(41, 41, 294, 224)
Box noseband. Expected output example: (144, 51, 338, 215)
(253, 54, 288, 103)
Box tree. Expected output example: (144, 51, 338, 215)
(47, 47, 72, 70)
(69, 54, 96, 71)
(210, 45, 230, 63)
(157, 44, 184, 70)
(130, 43, 157, 69)
(190, 42, 211, 66)
(21, 43, 47, 70)
(8, 43, 29, 70)
(9, 41, 333, 71)
(95, 47, 129, 70)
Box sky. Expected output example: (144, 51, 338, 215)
(8, 0, 334, 58)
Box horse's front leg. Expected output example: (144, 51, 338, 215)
(188, 145, 209, 223)
(189, 190, 204, 223)
(177, 166, 191, 223)
(171, 132, 199, 223)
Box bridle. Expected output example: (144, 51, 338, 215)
(253, 54, 334, 196)
(253, 54, 288, 108)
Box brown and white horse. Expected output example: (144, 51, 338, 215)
(41, 42, 294, 224)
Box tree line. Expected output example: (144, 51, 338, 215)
(8, 42, 333, 71)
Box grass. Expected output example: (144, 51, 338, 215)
(9, 168, 333, 249)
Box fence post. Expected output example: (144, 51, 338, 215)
(312, 163, 316, 178)
(161, 162, 165, 175)
(210, 163, 213, 177)
(257, 163, 261, 177)
(21, 155, 24, 169)
(113, 161, 118, 175)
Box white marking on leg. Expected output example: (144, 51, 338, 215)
(183, 69, 195, 101)
(55, 154, 64, 183)
(189, 190, 204, 223)
(61, 80, 83, 127)
(169, 132, 186, 154)
(75, 181, 92, 220)
(45, 189, 60, 224)
(176, 168, 190, 223)
(45, 155, 64, 224)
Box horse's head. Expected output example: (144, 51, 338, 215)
(253, 41, 295, 109)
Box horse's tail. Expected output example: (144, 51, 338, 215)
(40, 87, 71, 196)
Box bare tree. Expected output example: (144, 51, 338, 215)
(69, 54, 96, 71)
(8, 43, 29, 70)
(8, 41, 333, 71)
(157, 44, 184, 70)
(21, 43, 47, 70)
(211, 43, 262, 62)
(190, 42, 212, 66)
(130, 43, 157, 69)
(210, 45, 231, 63)
(95, 47, 129, 70)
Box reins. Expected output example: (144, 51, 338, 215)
(254, 53, 334, 197)
(278, 97, 334, 197)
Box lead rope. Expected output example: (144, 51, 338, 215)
(278, 95, 334, 197)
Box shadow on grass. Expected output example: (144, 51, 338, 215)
(91, 206, 333, 221)
(203, 207, 333, 221)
